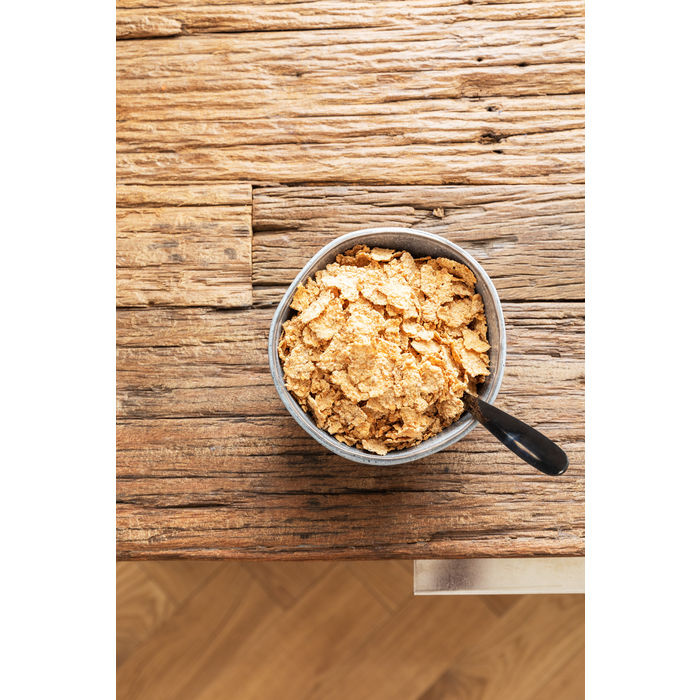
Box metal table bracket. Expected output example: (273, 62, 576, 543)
(414, 557, 584, 595)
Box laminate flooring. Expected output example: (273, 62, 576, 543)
(117, 561, 583, 699)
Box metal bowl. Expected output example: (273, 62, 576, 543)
(268, 227, 507, 465)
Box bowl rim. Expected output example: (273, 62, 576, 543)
(268, 227, 506, 465)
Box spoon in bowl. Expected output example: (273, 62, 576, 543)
(462, 393, 569, 476)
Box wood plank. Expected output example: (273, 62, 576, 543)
(252, 184, 584, 300)
(117, 205, 252, 307)
(116, 564, 278, 700)
(116, 302, 583, 418)
(252, 285, 289, 308)
(118, 132, 584, 186)
(117, 19, 583, 185)
(117, 13, 181, 38)
(117, 306, 260, 346)
(116, 20, 584, 92)
(137, 561, 224, 604)
(118, 91, 584, 135)
(118, 94, 583, 150)
(117, 1, 585, 39)
(118, 182, 251, 207)
(189, 564, 389, 700)
(116, 452, 584, 560)
(115, 303, 583, 560)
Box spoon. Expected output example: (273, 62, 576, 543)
(462, 393, 569, 476)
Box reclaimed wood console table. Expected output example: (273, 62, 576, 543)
(117, 0, 584, 561)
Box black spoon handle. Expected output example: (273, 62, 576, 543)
(463, 394, 569, 476)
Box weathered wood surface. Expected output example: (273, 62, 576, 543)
(117, 0, 585, 39)
(117, 8, 584, 185)
(117, 203, 252, 307)
(116, 0, 584, 560)
(253, 184, 583, 299)
(118, 94, 583, 150)
(117, 13, 182, 39)
(117, 303, 583, 417)
(117, 302, 583, 558)
(117, 183, 251, 207)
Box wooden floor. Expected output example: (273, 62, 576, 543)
(117, 561, 584, 699)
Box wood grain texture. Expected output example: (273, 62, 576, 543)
(117, 13, 182, 38)
(116, 302, 583, 559)
(116, 563, 176, 665)
(253, 184, 583, 299)
(135, 560, 223, 603)
(349, 560, 415, 611)
(117, 0, 585, 39)
(117, 9, 583, 185)
(117, 204, 252, 307)
(305, 580, 497, 700)
(117, 561, 584, 699)
(118, 93, 583, 151)
(117, 183, 251, 207)
(240, 560, 332, 608)
(116, 0, 585, 561)
(116, 302, 583, 418)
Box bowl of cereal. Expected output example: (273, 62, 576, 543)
(269, 227, 506, 465)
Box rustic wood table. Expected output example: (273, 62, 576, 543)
(117, 0, 584, 560)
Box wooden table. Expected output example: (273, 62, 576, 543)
(116, 0, 584, 560)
